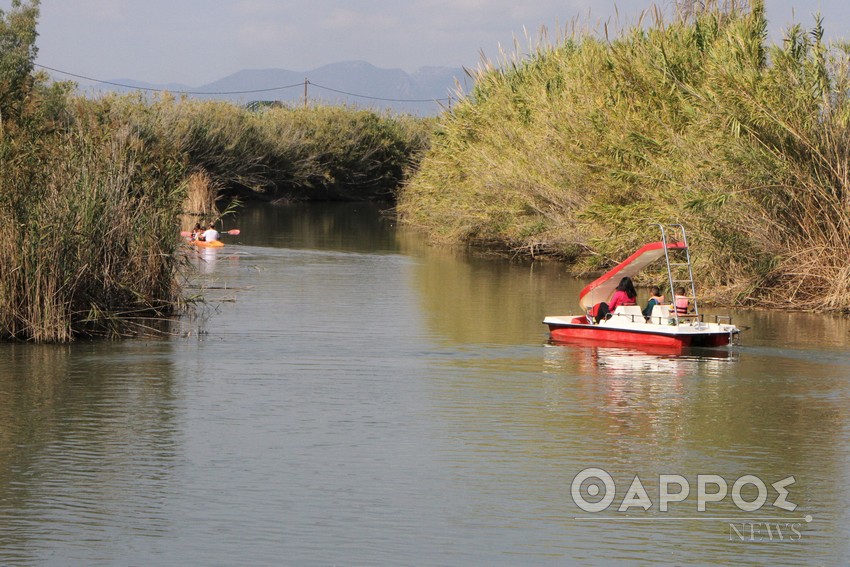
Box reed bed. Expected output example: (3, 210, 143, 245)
(92, 95, 432, 203)
(1, 1, 183, 341)
(398, 0, 850, 310)
(0, 122, 186, 341)
(180, 169, 224, 233)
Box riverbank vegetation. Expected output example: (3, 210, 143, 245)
(0, 0, 188, 341)
(1, 0, 431, 341)
(95, 95, 431, 205)
(398, 0, 850, 311)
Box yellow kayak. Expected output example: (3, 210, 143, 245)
(189, 239, 224, 248)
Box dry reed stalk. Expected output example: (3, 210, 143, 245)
(182, 169, 221, 230)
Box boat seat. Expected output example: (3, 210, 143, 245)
(650, 304, 671, 318)
(646, 304, 672, 324)
(613, 305, 644, 321)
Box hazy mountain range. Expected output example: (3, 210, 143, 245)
(77, 61, 471, 116)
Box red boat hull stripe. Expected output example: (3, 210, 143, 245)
(547, 325, 732, 347)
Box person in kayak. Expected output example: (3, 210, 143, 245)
(202, 223, 220, 243)
(189, 223, 203, 241)
(593, 276, 638, 322)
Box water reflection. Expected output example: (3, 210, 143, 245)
(734, 308, 850, 351)
(541, 342, 737, 458)
(544, 340, 737, 375)
(536, 339, 848, 563)
(198, 246, 219, 273)
(398, 237, 573, 345)
(0, 341, 180, 564)
(232, 201, 400, 252)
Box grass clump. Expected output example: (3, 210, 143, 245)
(398, 0, 850, 310)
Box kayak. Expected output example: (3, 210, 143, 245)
(189, 239, 224, 248)
(181, 229, 239, 247)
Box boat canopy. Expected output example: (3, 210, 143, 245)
(578, 241, 686, 310)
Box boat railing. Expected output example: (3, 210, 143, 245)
(714, 314, 734, 325)
(642, 313, 704, 325)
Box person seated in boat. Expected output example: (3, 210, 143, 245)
(189, 223, 203, 242)
(674, 286, 691, 315)
(202, 222, 220, 243)
(642, 285, 666, 317)
(594, 276, 638, 322)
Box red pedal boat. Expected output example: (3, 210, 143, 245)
(543, 225, 740, 348)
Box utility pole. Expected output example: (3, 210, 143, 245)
(304, 78, 308, 109)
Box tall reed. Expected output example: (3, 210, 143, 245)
(398, 0, 850, 310)
(88, 95, 432, 203)
(0, 117, 186, 341)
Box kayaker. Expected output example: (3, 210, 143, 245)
(189, 223, 203, 241)
(202, 223, 220, 243)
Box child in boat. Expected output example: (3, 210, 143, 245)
(674, 286, 691, 315)
(594, 276, 638, 322)
(642, 285, 666, 317)
(190, 223, 203, 241)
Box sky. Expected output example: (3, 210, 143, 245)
(14, 0, 850, 87)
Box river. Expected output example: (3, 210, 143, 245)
(1, 202, 848, 566)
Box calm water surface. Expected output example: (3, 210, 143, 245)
(1, 202, 849, 566)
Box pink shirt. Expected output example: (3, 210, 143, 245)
(609, 290, 636, 311)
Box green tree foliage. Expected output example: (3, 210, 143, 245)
(0, 0, 38, 128)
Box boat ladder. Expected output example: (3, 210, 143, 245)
(656, 224, 700, 326)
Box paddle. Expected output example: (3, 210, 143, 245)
(181, 229, 240, 237)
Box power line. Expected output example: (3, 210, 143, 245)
(36, 64, 451, 103)
(308, 80, 449, 103)
(35, 64, 304, 95)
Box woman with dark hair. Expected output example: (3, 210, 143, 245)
(594, 276, 638, 322)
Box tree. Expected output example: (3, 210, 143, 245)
(0, 0, 40, 129)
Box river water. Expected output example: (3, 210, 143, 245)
(1, 202, 848, 566)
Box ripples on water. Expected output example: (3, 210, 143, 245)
(0, 203, 848, 565)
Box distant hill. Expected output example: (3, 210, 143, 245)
(77, 61, 469, 116)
